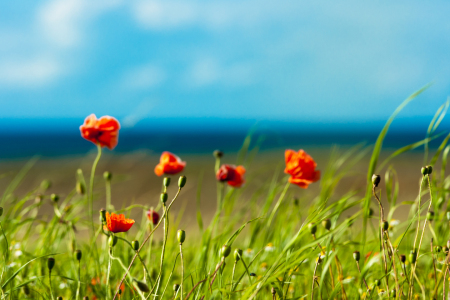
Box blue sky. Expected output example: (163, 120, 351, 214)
(0, 0, 450, 129)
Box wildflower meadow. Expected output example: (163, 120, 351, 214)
(2, 86, 450, 300)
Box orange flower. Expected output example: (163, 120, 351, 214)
(216, 165, 246, 187)
(80, 114, 120, 150)
(147, 209, 159, 225)
(106, 212, 135, 233)
(284, 149, 320, 189)
(154, 152, 186, 176)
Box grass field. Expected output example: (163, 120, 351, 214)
(1, 88, 450, 300)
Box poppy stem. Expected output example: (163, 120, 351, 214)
(153, 203, 169, 299)
(89, 144, 102, 231)
(179, 243, 184, 300)
(49, 270, 54, 300)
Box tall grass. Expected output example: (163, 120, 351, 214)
(1, 89, 450, 299)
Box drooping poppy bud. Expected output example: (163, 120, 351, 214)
(173, 284, 180, 292)
(76, 181, 85, 195)
(234, 249, 243, 262)
(435, 246, 442, 253)
(41, 180, 52, 191)
(372, 174, 381, 187)
(382, 220, 389, 231)
(100, 209, 107, 223)
(421, 167, 428, 176)
(177, 230, 186, 244)
(132, 240, 139, 251)
(213, 150, 224, 158)
(47, 257, 55, 271)
(409, 250, 417, 264)
(83, 297, 89, 300)
(220, 245, 231, 258)
(322, 219, 331, 231)
(134, 279, 150, 293)
(163, 177, 171, 187)
(400, 254, 406, 263)
(103, 171, 112, 181)
(51, 194, 59, 203)
(426, 165, 433, 175)
(427, 211, 435, 221)
(160, 193, 168, 203)
(308, 223, 317, 235)
(74, 250, 82, 261)
(178, 176, 187, 188)
(57, 297, 63, 300)
(353, 251, 360, 262)
(109, 235, 118, 247)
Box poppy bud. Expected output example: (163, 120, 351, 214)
(427, 211, 435, 221)
(57, 297, 63, 300)
(173, 284, 180, 292)
(220, 245, 231, 258)
(367, 208, 374, 217)
(0, 207, 3, 217)
(76, 181, 85, 195)
(353, 251, 360, 262)
(178, 176, 187, 188)
(51, 194, 59, 203)
(234, 249, 243, 262)
(308, 223, 317, 235)
(118, 289, 122, 295)
(83, 297, 89, 300)
(435, 245, 442, 253)
(100, 209, 106, 223)
(250, 273, 256, 277)
(74, 250, 82, 261)
(372, 174, 381, 187)
(444, 246, 449, 255)
(109, 235, 118, 247)
(132, 240, 139, 251)
(47, 257, 55, 271)
(382, 220, 389, 231)
(271, 287, 276, 295)
(421, 167, 428, 176)
(400, 254, 406, 263)
(23, 285, 30, 295)
(177, 230, 186, 244)
(160, 193, 168, 203)
(41, 180, 51, 191)
(374, 279, 381, 287)
(322, 219, 331, 231)
(213, 150, 224, 158)
(134, 279, 150, 293)
(163, 177, 171, 187)
(293, 198, 299, 206)
(409, 250, 417, 264)
(103, 171, 112, 181)
(426, 165, 433, 175)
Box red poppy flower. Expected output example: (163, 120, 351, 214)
(284, 149, 320, 189)
(154, 152, 186, 176)
(147, 209, 159, 225)
(106, 212, 135, 233)
(80, 114, 120, 150)
(216, 165, 246, 187)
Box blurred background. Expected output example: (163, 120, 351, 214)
(1, 0, 450, 219)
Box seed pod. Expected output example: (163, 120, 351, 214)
(367, 208, 374, 217)
(100, 209, 107, 223)
(109, 235, 118, 247)
(47, 257, 55, 271)
(426, 165, 433, 175)
(322, 219, 331, 231)
(382, 220, 389, 231)
(435, 245, 442, 253)
(178, 176, 187, 188)
(427, 211, 435, 221)
(74, 250, 82, 261)
(308, 223, 317, 235)
(57, 297, 63, 300)
(160, 193, 168, 203)
(409, 250, 417, 264)
(173, 284, 180, 292)
(213, 150, 224, 158)
(400, 254, 406, 263)
(0, 207, 3, 217)
(76, 181, 85, 195)
(234, 249, 243, 262)
(421, 167, 428, 176)
(353, 251, 360, 262)
(372, 174, 381, 187)
(220, 245, 231, 258)
(134, 279, 150, 293)
(103, 171, 112, 181)
(51, 194, 59, 203)
(250, 273, 256, 277)
(132, 240, 139, 251)
(163, 177, 171, 187)
(83, 297, 89, 300)
(177, 230, 186, 244)
(374, 279, 381, 287)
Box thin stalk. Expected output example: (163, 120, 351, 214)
(179, 244, 184, 300)
(356, 261, 369, 291)
(311, 259, 320, 300)
(107, 247, 112, 299)
(230, 261, 237, 293)
(106, 178, 112, 211)
(153, 203, 169, 299)
(49, 270, 54, 300)
(89, 144, 102, 230)
(76, 260, 81, 300)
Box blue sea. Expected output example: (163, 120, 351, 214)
(0, 116, 446, 159)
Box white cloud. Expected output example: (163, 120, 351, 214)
(122, 64, 166, 89)
(0, 58, 60, 88)
(122, 100, 156, 127)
